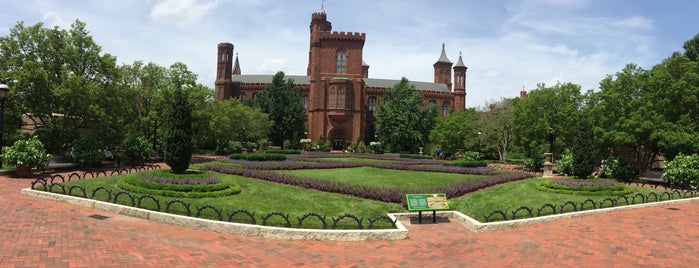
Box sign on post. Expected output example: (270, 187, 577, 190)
(405, 193, 449, 223)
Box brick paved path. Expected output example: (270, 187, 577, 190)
(2, 169, 699, 267)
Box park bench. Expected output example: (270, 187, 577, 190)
(43, 154, 77, 173)
(638, 169, 665, 185)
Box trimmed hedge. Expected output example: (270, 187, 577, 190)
(536, 180, 634, 196)
(443, 160, 488, 168)
(399, 154, 432, 159)
(265, 149, 301, 155)
(116, 177, 241, 198)
(229, 153, 287, 161)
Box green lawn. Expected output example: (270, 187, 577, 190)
(40, 156, 676, 229)
(278, 166, 485, 190)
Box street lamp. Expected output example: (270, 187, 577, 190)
(0, 81, 9, 169)
(477, 131, 482, 154)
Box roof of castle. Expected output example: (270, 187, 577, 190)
(455, 52, 466, 68)
(232, 54, 241, 75)
(436, 43, 452, 64)
(231, 75, 450, 93)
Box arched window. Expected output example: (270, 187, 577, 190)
(368, 96, 377, 117)
(336, 49, 347, 73)
(442, 101, 451, 117)
(239, 93, 245, 101)
(304, 94, 308, 109)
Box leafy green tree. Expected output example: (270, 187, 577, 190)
(510, 82, 582, 160)
(430, 109, 479, 154)
(208, 98, 272, 150)
(376, 78, 438, 153)
(0, 20, 119, 152)
(478, 98, 515, 162)
(570, 115, 595, 178)
(162, 83, 193, 173)
(684, 33, 699, 61)
(256, 71, 305, 148)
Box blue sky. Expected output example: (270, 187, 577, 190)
(2, 0, 698, 108)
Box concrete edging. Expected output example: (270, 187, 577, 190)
(20, 188, 408, 241)
(391, 197, 699, 233)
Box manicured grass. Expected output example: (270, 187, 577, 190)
(449, 177, 666, 222)
(278, 166, 484, 190)
(52, 172, 403, 229)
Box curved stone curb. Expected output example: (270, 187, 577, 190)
(21, 188, 408, 241)
(391, 197, 699, 233)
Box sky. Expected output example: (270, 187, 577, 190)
(2, 0, 698, 108)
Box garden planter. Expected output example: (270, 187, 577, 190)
(15, 166, 33, 177)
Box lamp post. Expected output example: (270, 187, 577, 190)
(477, 131, 482, 155)
(0, 81, 9, 169)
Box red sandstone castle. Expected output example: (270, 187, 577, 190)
(215, 12, 467, 150)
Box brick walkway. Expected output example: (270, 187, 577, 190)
(2, 169, 699, 267)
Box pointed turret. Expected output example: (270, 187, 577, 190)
(433, 43, 453, 89)
(232, 53, 241, 75)
(453, 52, 467, 111)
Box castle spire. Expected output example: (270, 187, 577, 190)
(232, 52, 241, 75)
(436, 43, 452, 64)
(455, 51, 465, 67)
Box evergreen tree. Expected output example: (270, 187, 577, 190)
(162, 85, 193, 173)
(571, 115, 595, 179)
(256, 71, 306, 148)
(376, 77, 438, 153)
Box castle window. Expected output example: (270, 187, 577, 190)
(329, 90, 336, 107)
(336, 49, 347, 73)
(442, 101, 452, 117)
(368, 96, 377, 117)
(337, 89, 345, 108)
(304, 95, 308, 109)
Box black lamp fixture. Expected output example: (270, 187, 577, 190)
(0, 80, 9, 169)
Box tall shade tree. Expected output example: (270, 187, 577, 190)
(586, 64, 660, 173)
(256, 71, 305, 148)
(376, 77, 438, 153)
(0, 20, 120, 152)
(207, 98, 272, 149)
(429, 108, 479, 154)
(478, 98, 515, 162)
(510, 82, 582, 160)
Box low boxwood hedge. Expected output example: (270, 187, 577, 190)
(265, 149, 301, 155)
(229, 153, 287, 161)
(443, 160, 487, 168)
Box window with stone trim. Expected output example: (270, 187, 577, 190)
(442, 101, 452, 117)
(336, 49, 347, 73)
(368, 96, 377, 117)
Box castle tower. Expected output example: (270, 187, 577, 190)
(433, 43, 453, 90)
(362, 60, 370, 78)
(453, 52, 467, 111)
(215, 42, 234, 100)
(307, 12, 332, 77)
(520, 85, 528, 98)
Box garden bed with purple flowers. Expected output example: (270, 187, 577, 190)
(536, 178, 634, 196)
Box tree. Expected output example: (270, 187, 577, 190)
(162, 82, 193, 173)
(376, 77, 438, 153)
(0, 20, 120, 152)
(256, 71, 305, 148)
(570, 115, 595, 178)
(478, 98, 515, 162)
(430, 109, 479, 154)
(684, 33, 699, 61)
(207, 98, 272, 149)
(510, 83, 582, 160)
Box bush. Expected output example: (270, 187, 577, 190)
(356, 141, 366, 153)
(116, 170, 241, 198)
(554, 153, 574, 176)
(162, 86, 193, 173)
(523, 157, 542, 171)
(571, 117, 596, 178)
(66, 136, 103, 166)
(214, 141, 243, 155)
(400, 154, 432, 159)
(454, 151, 480, 161)
(2, 136, 51, 169)
(125, 136, 153, 163)
(603, 156, 635, 182)
(229, 153, 287, 161)
(664, 153, 699, 188)
(265, 149, 301, 155)
(443, 160, 488, 168)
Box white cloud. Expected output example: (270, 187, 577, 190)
(150, 0, 220, 25)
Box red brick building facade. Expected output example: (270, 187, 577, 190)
(215, 12, 467, 150)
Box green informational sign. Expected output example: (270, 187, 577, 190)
(406, 193, 449, 211)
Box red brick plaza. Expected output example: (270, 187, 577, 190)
(2, 168, 699, 267)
